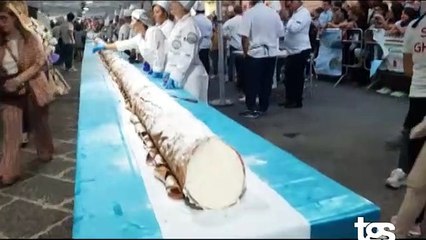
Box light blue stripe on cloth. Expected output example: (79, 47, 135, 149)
(73, 47, 161, 239)
(73, 43, 380, 239)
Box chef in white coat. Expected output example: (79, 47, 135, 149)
(151, 1, 175, 78)
(152, 1, 175, 38)
(92, 9, 167, 76)
(163, 1, 209, 102)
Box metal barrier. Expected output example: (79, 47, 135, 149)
(334, 28, 364, 87)
(363, 29, 386, 72)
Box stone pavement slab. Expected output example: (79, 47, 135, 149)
(37, 216, 73, 239)
(0, 199, 68, 239)
(3, 175, 74, 206)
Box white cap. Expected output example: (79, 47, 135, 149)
(129, 4, 138, 11)
(192, 1, 205, 12)
(178, 1, 196, 11)
(266, 0, 281, 12)
(123, 9, 132, 17)
(152, 1, 170, 12)
(131, 9, 153, 27)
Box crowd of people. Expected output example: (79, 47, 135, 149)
(50, 12, 87, 72)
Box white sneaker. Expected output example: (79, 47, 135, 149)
(390, 91, 407, 98)
(377, 87, 392, 94)
(68, 67, 78, 72)
(238, 96, 246, 102)
(386, 168, 407, 189)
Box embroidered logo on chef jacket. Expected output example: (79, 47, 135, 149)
(185, 32, 198, 44)
(172, 40, 182, 49)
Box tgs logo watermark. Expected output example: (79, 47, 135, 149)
(354, 217, 395, 240)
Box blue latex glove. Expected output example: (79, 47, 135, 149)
(164, 79, 177, 89)
(92, 43, 106, 53)
(165, 79, 183, 90)
(148, 69, 154, 75)
(162, 72, 170, 86)
(143, 62, 151, 72)
(152, 72, 163, 79)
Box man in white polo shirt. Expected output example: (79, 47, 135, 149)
(392, 4, 426, 237)
(279, 0, 311, 109)
(238, 0, 284, 119)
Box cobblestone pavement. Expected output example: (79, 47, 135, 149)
(0, 64, 80, 239)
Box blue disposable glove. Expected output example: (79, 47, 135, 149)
(143, 62, 151, 72)
(165, 79, 183, 90)
(148, 69, 154, 75)
(162, 72, 170, 86)
(152, 72, 163, 79)
(92, 42, 106, 53)
(164, 79, 176, 89)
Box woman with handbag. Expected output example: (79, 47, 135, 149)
(0, 1, 55, 186)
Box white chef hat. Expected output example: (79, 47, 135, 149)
(192, 1, 205, 12)
(177, 1, 196, 11)
(152, 1, 170, 12)
(123, 9, 132, 17)
(131, 9, 153, 27)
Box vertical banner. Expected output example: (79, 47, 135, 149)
(205, 1, 216, 16)
(315, 28, 343, 77)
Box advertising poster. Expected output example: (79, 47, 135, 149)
(315, 28, 343, 77)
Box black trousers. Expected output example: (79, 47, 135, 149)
(62, 44, 75, 70)
(284, 49, 311, 104)
(244, 56, 276, 112)
(398, 97, 426, 224)
(228, 46, 244, 85)
(199, 49, 210, 75)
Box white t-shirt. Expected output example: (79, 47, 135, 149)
(60, 22, 75, 44)
(403, 18, 426, 97)
(118, 23, 131, 40)
(238, 2, 284, 58)
(3, 40, 19, 75)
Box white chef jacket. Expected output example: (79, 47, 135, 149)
(118, 23, 131, 40)
(223, 14, 243, 50)
(238, 2, 284, 58)
(115, 27, 167, 73)
(282, 5, 312, 55)
(403, 17, 426, 97)
(165, 13, 209, 101)
(158, 19, 175, 38)
(193, 13, 213, 50)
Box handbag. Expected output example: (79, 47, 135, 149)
(46, 62, 71, 96)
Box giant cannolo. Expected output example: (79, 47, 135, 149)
(99, 51, 246, 210)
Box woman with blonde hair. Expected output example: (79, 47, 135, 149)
(0, 1, 54, 186)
